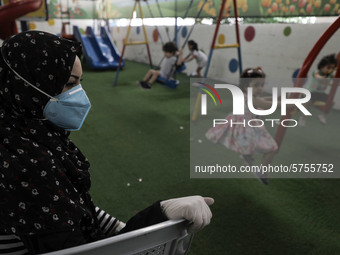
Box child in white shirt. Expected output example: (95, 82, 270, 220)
(183, 40, 207, 78)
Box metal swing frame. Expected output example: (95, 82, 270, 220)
(113, 0, 153, 86)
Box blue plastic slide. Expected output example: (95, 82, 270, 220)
(73, 26, 124, 70)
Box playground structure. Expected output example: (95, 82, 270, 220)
(153, 0, 205, 65)
(145, 0, 172, 46)
(156, 0, 207, 66)
(274, 16, 340, 149)
(155, 0, 208, 89)
(74, 26, 124, 70)
(191, 0, 242, 121)
(113, 0, 209, 88)
(0, 0, 123, 69)
(176, 0, 207, 51)
(113, 0, 152, 87)
(203, 0, 242, 78)
(0, 0, 42, 40)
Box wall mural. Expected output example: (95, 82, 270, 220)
(47, 0, 340, 19)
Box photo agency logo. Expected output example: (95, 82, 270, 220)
(198, 82, 312, 128)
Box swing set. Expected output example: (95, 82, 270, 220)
(188, 4, 339, 151)
(192, 0, 243, 121)
(274, 16, 340, 149)
(144, 0, 166, 46)
(155, 0, 208, 89)
(113, 0, 152, 87)
(113, 0, 208, 89)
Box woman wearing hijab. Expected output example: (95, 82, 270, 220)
(0, 31, 213, 254)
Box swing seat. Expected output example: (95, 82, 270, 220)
(313, 100, 326, 107)
(313, 100, 326, 111)
(176, 63, 186, 73)
(42, 220, 192, 255)
(157, 76, 180, 89)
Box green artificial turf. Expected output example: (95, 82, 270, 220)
(70, 60, 340, 255)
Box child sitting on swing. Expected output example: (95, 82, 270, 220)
(139, 42, 183, 89)
(299, 54, 337, 126)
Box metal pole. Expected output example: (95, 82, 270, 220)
(180, 0, 208, 49)
(233, 0, 242, 74)
(203, 0, 227, 78)
(113, 1, 137, 86)
(145, 1, 164, 45)
(174, 0, 178, 44)
(156, 0, 171, 41)
(139, 0, 153, 67)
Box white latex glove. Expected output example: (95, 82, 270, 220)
(160, 195, 214, 234)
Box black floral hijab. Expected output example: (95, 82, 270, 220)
(0, 31, 100, 239)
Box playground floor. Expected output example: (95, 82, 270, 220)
(71, 60, 340, 255)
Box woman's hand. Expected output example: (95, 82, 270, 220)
(160, 195, 214, 234)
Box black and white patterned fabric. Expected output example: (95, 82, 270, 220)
(0, 31, 167, 254)
(0, 31, 103, 243)
(0, 207, 125, 254)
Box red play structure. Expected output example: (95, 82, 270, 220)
(0, 0, 42, 40)
(275, 16, 340, 149)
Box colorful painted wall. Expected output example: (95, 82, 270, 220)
(6, 0, 337, 21)
(44, 0, 340, 19)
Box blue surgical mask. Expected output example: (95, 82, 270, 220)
(1, 50, 91, 131)
(43, 84, 91, 131)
